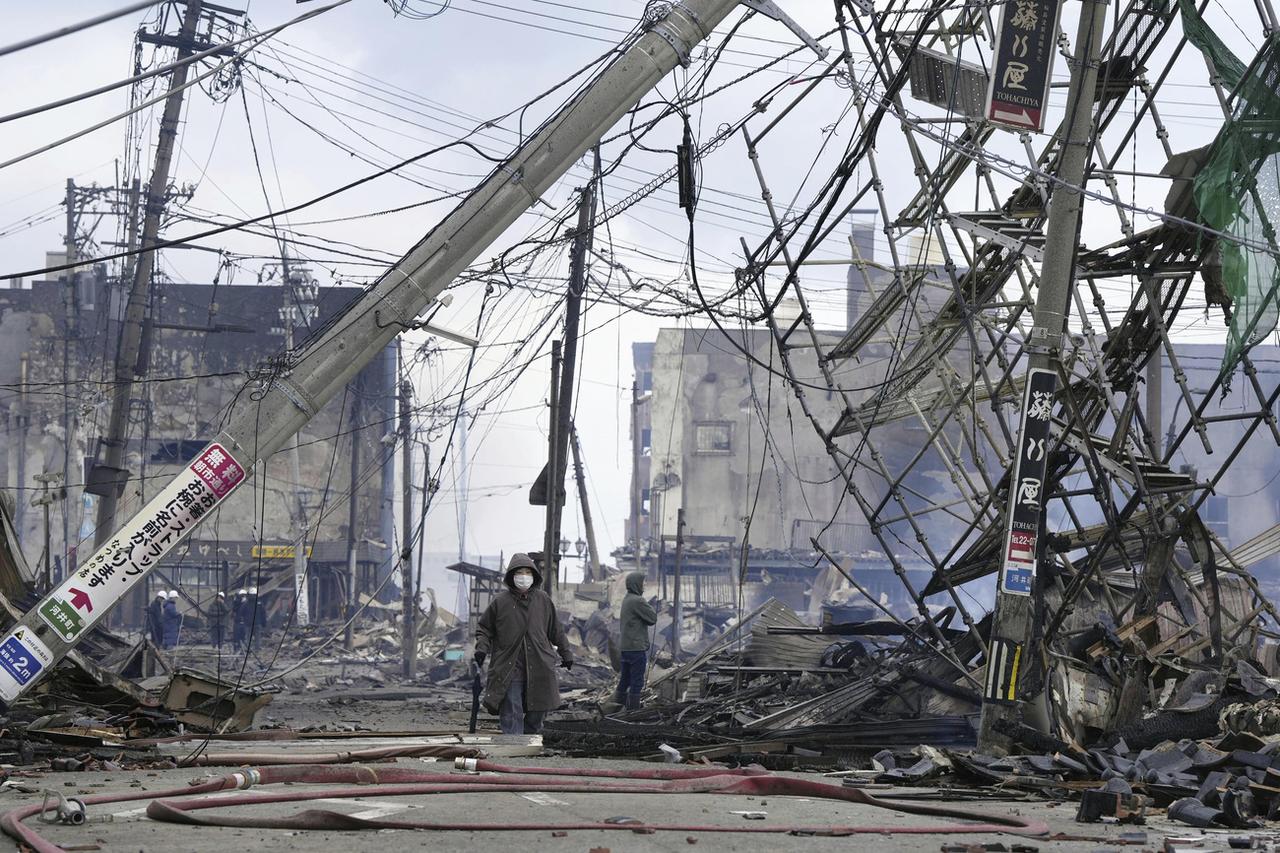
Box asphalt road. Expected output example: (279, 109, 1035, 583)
(3, 756, 1262, 852)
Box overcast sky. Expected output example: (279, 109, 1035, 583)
(0, 0, 1264, 599)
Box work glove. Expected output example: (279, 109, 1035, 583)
(560, 659, 573, 671)
(474, 651, 486, 668)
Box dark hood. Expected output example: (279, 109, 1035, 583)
(504, 563, 542, 591)
(625, 571, 646, 595)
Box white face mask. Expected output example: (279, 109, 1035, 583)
(513, 573, 534, 591)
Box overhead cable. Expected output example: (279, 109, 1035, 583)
(0, 0, 163, 59)
(0, 21, 303, 125)
(0, 0, 352, 171)
(0, 133, 502, 281)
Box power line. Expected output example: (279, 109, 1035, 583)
(0, 133, 505, 281)
(0, 0, 163, 58)
(0, 22, 289, 126)
(0, 0, 352, 171)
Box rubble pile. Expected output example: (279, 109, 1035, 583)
(545, 597, 983, 763)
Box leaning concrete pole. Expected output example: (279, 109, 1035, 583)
(977, 0, 1109, 753)
(94, 0, 205, 550)
(0, 0, 743, 704)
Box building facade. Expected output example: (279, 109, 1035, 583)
(0, 274, 394, 625)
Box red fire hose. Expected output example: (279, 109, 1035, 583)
(2, 763, 1049, 852)
(452, 756, 769, 778)
(178, 744, 482, 766)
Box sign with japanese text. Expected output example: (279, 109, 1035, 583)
(0, 628, 52, 700)
(251, 544, 312, 560)
(11, 444, 246, 686)
(999, 368, 1057, 596)
(985, 0, 1063, 131)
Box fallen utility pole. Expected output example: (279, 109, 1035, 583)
(569, 424, 600, 582)
(93, 0, 209, 550)
(977, 0, 1109, 753)
(400, 373, 416, 679)
(0, 0, 741, 704)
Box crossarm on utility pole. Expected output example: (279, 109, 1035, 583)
(0, 0, 744, 704)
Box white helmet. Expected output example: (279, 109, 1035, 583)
(248, 587, 258, 596)
(155, 591, 165, 599)
(237, 589, 247, 596)
(167, 590, 179, 599)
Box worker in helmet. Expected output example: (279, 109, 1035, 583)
(232, 588, 248, 652)
(162, 590, 181, 649)
(246, 587, 262, 650)
(475, 553, 572, 734)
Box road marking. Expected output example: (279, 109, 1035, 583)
(111, 790, 244, 821)
(315, 798, 419, 820)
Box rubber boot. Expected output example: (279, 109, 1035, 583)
(625, 693, 641, 711)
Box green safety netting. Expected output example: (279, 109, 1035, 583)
(1178, 0, 1280, 384)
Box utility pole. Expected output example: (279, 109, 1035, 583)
(400, 376, 416, 679)
(978, 0, 1109, 753)
(31, 474, 64, 593)
(542, 340, 562, 590)
(121, 178, 141, 313)
(344, 382, 363, 650)
(62, 180, 77, 582)
(630, 381, 643, 569)
(457, 407, 468, 566)
(378, 344, 397, 611)
(549, 161, 598, 581)
(672, 507, 685, 661)
(276, 258, 316, 626)
(94, 0, 205, 548)
(14, 354, 28, 550)
(569, 423, 600, 582)
(416, 440, 432, 623)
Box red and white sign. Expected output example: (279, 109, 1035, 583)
(30, 442, 247, 651)
(1006, 530, 1036, 566)
(190, 444, 245, 498)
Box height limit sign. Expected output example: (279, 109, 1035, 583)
(985, 0, 1064, 132)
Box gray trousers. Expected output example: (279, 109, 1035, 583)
(498, 674, 545, 735)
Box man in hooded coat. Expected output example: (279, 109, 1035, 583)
(474, 553, 572, 734)
(615, 571, 657, 710)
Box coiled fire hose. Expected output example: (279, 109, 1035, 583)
(2, 761, 1049, 851)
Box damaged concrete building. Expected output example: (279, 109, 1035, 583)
(0, 273, 393, 626)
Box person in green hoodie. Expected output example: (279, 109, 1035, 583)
(614, 571, 658, 710)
